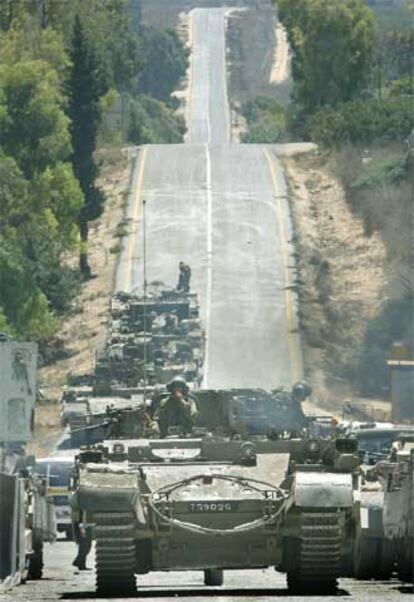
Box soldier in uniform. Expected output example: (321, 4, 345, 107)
(291, 381, 312, 404)
(71, 505, 92, 570)
(152, 376, 198, 437)
(176, 261, 191, 293)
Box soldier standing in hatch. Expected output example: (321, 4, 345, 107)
(152, 376, 198, 437)
(177, 261, 191, 293)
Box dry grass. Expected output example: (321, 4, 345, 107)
(37, 147, 133, 415)
(283, 151, 388, 414)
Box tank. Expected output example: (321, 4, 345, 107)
(72, 435, 360, 594)
(377, 436, 414, 582)
(100, 286, 205, 390)
(60, 286, 205, 427)
(345, 424, 414, 580)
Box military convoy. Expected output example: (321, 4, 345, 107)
(23, 275, 408, 593)
(59, 286, 205, 430)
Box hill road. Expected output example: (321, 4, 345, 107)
(116, 7, 302, 389)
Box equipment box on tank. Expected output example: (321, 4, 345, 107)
(0, 338, 38, 443)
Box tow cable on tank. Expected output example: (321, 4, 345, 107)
(146, 473, 286, 536)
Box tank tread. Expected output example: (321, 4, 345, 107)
(299, 512, 341, 581)
(94, 512, 133, 523)
(94, 512, 136, 595)
(287, 511, 342, 593)
(94, 525, 134, 537)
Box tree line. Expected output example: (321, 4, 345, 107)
(0, 0, 188, 344)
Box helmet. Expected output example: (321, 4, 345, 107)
(167, 376, 189, 393)
(292, 381, 312, 402)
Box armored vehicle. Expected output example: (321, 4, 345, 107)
(61, 286, 205, 428)
(377, 436, 414, 582)
(103, 286, 204, 390)
(72, 434, 360, 594)
(0, 335, 56, 588)
(345, 423, 414, 580)
(62, 385, 310, 450)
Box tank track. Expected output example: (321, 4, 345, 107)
(288, 511, 341, 592)
(94, 512, 136, 594)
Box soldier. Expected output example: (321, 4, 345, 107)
(164, 310, 179, 334)
(71, 507, 92, 570)
(152, 376, 198, 437)
(176, 261, 191, 293)
(291, 381, 312, 403)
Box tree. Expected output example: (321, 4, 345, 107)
(0, 60, 71, 179)
(67, 14, 108, 276)
(277, 0, 375, 112)
(137, 27, 189, 102)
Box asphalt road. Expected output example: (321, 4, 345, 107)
(116, 8, 302, 389)
(14, 5, 408, 602)
(187, 8, 231, 143)
(1, 539, 408, 602)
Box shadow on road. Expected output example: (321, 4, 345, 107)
(62, 586, 351, 599)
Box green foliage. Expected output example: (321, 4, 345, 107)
(277, 0, 375, 112)
(333, 142, 413, 261)
(67, 14, 107, 227)
(0, 14, 82, 341)
(0, 60, 70, 178)
(0, 0, 188, 341)
(389, 76, 414, 97)
(241, 97, 287, 143)
(308, 97, 414, 147)
(137, 27, 189, 103)
(356, 293, 413, 397)
(369, 0, 413, 33)
(127, 95, 185, 145)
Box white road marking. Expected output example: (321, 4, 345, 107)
(222, 11, 232, 142)
(203, 143, 213, 388)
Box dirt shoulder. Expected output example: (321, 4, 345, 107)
(32, 147, 133, 454)
(282, 150, 391, 419)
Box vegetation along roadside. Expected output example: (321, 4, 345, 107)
(0, 0, 188, 354)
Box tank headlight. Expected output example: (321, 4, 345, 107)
(240, 442, 256, 465)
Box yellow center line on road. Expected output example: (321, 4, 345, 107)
(264, 148, 301, 383)
(125, 146, 148, 292)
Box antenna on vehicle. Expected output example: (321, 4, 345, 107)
(142, 199, 148, 405)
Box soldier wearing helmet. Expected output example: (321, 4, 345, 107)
(292, 381, 312, 403)
(152, 376, 198, 437)
(177, 261, 191, 293)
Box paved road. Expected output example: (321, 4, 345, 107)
(187, 8, 231, 143)
(116, 8, 302, 388)
(1, 540, 408, 602)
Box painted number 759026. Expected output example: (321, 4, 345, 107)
(188, 502, 234, 512)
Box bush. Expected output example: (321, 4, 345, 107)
(241, 97, 287, 143)
(332, 143, 412, 261)
(126, 95, 185, 145)
(356, 293, 414, 397)
(308, 97, 414, 147)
